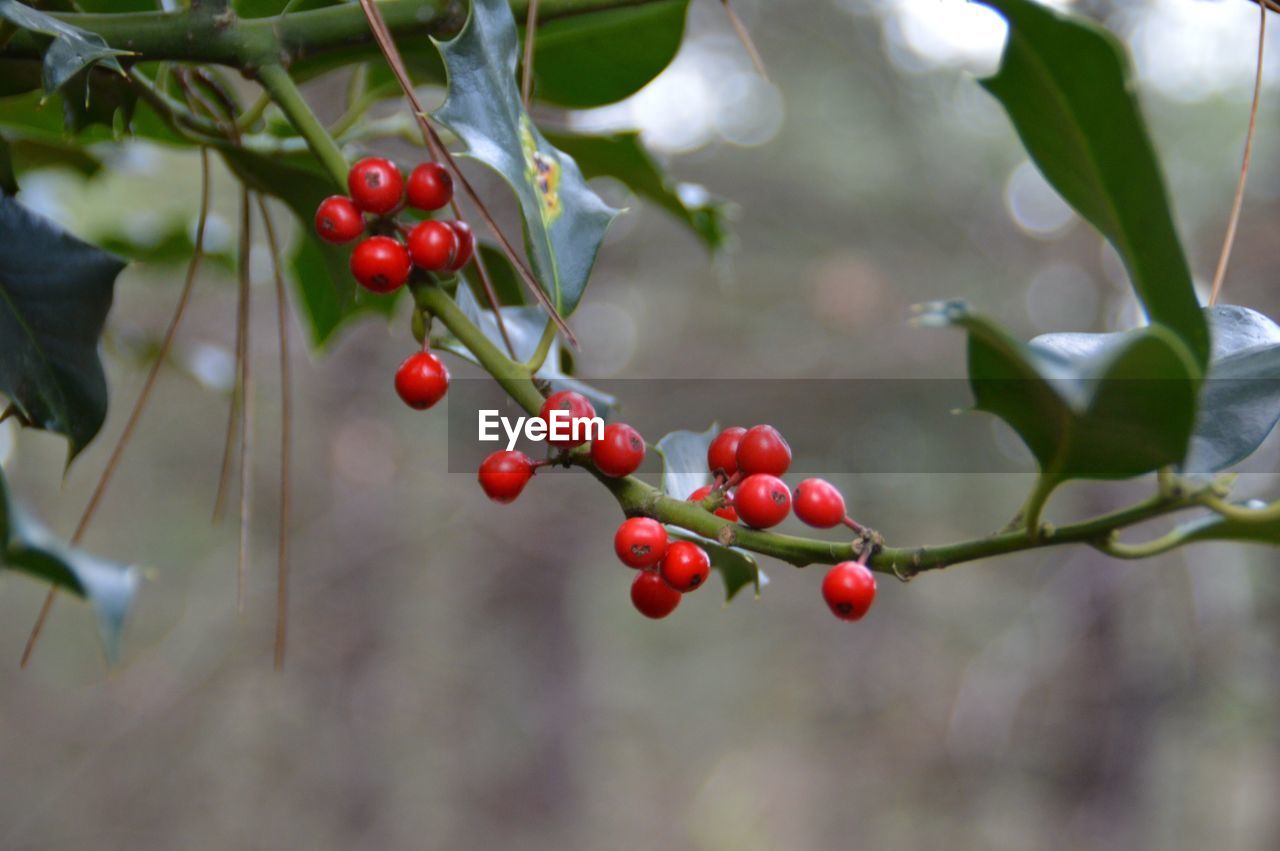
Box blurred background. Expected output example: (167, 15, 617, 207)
(3, 0, 1280, 847)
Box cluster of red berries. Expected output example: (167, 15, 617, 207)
(314, 157, 475, 294)
(314, 158, 482, 414)
(475, 402, 878, 622)
(699, 425, 877, 622)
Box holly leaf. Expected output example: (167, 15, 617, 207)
(1032, 306, 1280, 474)
(545, 130, 730, 254)
(0, 190, 122, 460)
(0, 0, 132, 96)
(921, 301, 1201, 481)
(978, 0, 1208, 368)
(526, 0, 689, 107)
(0, 468, 137, 660)
(218, 147, 398, 347)
(433, 0, 619, 317)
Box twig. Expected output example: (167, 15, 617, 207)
(354, 0, 578, 348)
(720, 0, 769, 81)
(1208, 0, 1266, 306)
(521, 0, 540, 105)
(20, 148, 213, 669)
(257, 195, 293, 671)
(235, 189, 255, 614)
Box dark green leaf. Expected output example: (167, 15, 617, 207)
(978, 0, 1208, 368)
(434, 0, 619, 317)
(0, 136, 16, 194)
(0, 0, 131, 96)
(545, 130, 730, 253)
(218, 146, 397, 347)
(922, 300, 1201, 481)
(527, 0, 688, 107)
(462, 243, 526, 307)
(0, 468, 137, 659)
(0, 190, 122, 460)
(1035, 305, 1280, 473)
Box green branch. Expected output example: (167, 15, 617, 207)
(1, 0, 669, 69)
(254, 63, 348, 185)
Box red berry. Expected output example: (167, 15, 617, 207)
(394, 351, 449, 410)
(314, 195, 364, 244)
(407, 220, 458, 271)
(406, 162, 453, 211)
(591, 423, 645, 477)
(539, 390, 597, 449)
(347, 157, 404, 214)
(734, 473, 791, 529)
(736, 425, 792, 477)
(447, 221, 475, 271)
(350, 236, 411, 293)
(822, 561, 876, 621)
(478, 450, 535, 503)
(793, 478, 846, 528)
(688, 484, 739, 522)
(631, 570, 681, 619)
(707, 426, 746, 477)
(659, 541, 710, 593)
(614, 517, 668, 568)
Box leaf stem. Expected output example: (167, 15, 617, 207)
(524, 320, 557, 372)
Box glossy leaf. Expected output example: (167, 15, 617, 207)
(527, 0, 688, 107)
(545, 130, 730, 253)
(0, 0, 131, 96)
(0, 469, 138, 660)
(978, 0, 1208, 368)
(654, 425, 716, 501)
(218, 147, 397, 347)
(1034, 306, 1280, 473)
(0, 190, 122, 460)
(433, 0, 619, 317)
(922, 301, 1201, 481)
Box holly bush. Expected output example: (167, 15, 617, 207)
(2, 0, 1279, 665)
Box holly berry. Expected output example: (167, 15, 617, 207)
(793, 478, 846, 528)
(314, 195, 364, 244)
(350, 236, 411, 293)
(822, 561, 876, 621)
(659, 541, 710, 592)
(631, 570, 681, 619)
(688, 484, 739, 522)
(539, 389, 597, 449)
(591, 423, 645, 477)
(478, 450, 535, 503)
(447, 221, 475, 271)
(347, 157, 404, 214)
(734, 473, 791, 529)
(614, 517, 668, 568)
(394, 351, 449, 410)
(736, 425, 792, 477)
(707, 426, 746, 477)
(407, 220, 458, 271)
(406, 162, 453, 211)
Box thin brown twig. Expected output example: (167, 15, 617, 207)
(521, 0, 539, 105)
(257, 194, 292, 671)
(20, 148, 213, 669)
(1209, 0, 1266, 306)
(355, 0, 578, 347)
(720, 0, 769, 82)
(235, 189, 255, 614)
